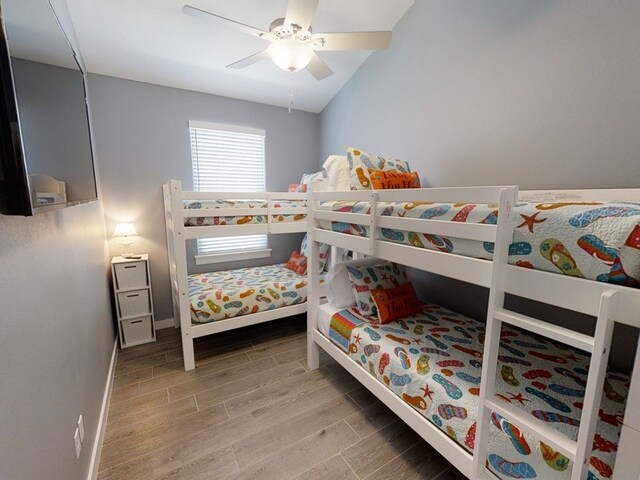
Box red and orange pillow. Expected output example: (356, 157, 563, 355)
(370, 282, 422, 324)
(288, 183, 308, 193)
(345, 262, 408, 316)
(370, 170, 421, 190)
(285, 250, 307, 275)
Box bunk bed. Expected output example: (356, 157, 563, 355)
(163, 179, 312, 371)
(305, 185, 640, 480)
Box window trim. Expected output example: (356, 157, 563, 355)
(188, 120, 265, 137)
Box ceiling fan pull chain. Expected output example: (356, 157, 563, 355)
(289, 71, 294, 114)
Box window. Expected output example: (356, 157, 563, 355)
(189, 121, 267, 255)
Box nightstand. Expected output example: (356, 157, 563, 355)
(111, 254, 156, 348)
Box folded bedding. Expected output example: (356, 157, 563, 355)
(318, 200, 640, 286)
(189, 263, 313, 323)
(327, 303, 628, 480)
(184, 199, 306, 226)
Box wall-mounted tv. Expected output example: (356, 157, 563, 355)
(0, 0, 97, 216)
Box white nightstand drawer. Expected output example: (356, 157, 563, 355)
(117, 289, 151, 318)
(121, 316, 153, 346)
(114, 261, 148, 290)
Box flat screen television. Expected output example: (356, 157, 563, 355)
(0, 0, 97, 216)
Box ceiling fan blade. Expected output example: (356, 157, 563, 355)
(182, 5, 273, 41)
(306, 52, 333, 80)
(284, 0, 319, 31)
(310, 31, 392, 51)
(226, 50, 270, 69)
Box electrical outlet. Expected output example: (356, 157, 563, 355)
(73, 428, 81, 459)
(77, 414, 84, 443)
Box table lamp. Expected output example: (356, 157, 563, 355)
(114, 223, 138, 258)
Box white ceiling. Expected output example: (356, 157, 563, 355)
(65, 0, 414, 113)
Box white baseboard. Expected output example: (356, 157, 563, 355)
(155, 317, 177, 330)
(87, 339, 117, 480)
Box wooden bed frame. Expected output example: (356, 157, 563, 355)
(163, 179, 310, 371)
(304, 185, 640, 480)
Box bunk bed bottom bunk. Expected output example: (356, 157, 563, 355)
(189, 264, 317, 323)
(316, 302, 628, 480)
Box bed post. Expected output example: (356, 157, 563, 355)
(307, 183, 320, 370)
(163, 183, 180, 329)
(169, 179, 196, 371)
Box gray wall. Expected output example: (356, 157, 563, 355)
(88, 75, 320, 323)
(319, 0, 640, 370)
(320, 0, 640, 190)
(0, 203, 114, 480)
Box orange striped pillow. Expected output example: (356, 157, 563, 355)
(370, 170, 420, 190)
(370, 282, 422, 324)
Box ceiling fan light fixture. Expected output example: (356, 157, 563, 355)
(268, 38, 314, 72)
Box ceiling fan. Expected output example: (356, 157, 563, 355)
(182, 0, 392, 80)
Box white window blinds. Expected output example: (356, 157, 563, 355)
(189, 121, 267, 255)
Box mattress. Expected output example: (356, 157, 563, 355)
(324, 303, 628, 480)
(184, 199, 307, 226)
(189, 263, 310, 323)
(318, 302, 338, 337)
(317, 200, 640, 286)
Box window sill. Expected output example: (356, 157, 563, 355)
(195, 248, 272, 266)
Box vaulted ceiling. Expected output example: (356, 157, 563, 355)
(65, 0, 414, 113)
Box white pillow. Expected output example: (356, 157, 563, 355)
(325, 257, 385, 308)
(322, 155, 349, 191)
(311, 180, 331, 192)
(323, 246, 348, 272)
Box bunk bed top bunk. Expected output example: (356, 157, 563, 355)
(305, 184, 640, 480)
(164, 179, 308, 239)
(308, 186, 640, 325)
(316, 196, 640, 285)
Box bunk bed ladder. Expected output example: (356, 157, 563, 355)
(473, 277, 618, 478)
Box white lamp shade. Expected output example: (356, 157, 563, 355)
(114, 223, 138, 237)
(268, 39, 314, 72)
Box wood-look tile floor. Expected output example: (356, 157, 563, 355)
(98, 315, 465, 480)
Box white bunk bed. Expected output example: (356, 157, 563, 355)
(305, 185, 640, 480)
(163, 179, 310, 371)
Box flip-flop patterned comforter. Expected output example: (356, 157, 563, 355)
(317, 200, 640, 286)
(329, 303, 628, 480)
(184, 199, 307, 226)
(189, 264, 311, 323)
